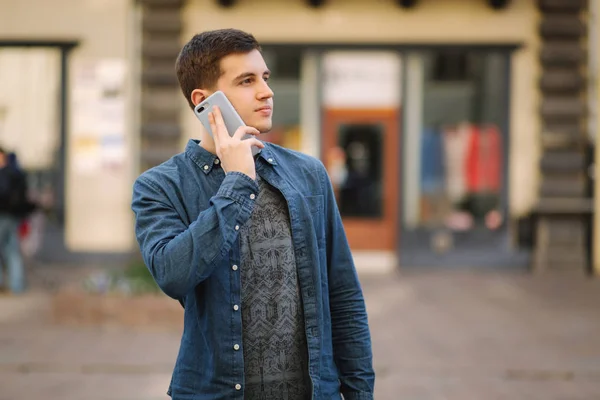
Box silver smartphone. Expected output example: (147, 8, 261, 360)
(193, 90, 260, 156)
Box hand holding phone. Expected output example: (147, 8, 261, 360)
(194, 91, 261, 157)
(208, 106, 264, 180)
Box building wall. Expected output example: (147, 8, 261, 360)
(0, 0, 137, 252)
(592, 0, 600, 275)
(0, 0, 542, 256)
(181, 0, 541, 218)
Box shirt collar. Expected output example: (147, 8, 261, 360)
(257, 143, 278, 166)
(185, 139, 278, 175)
(185, 140, 221, 174)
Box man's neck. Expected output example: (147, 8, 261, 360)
(198, 131, 217, 155)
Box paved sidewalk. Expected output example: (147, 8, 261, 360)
(1, 269, 600, 399)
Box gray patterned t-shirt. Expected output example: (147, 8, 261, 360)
(239, 175, 311, 400)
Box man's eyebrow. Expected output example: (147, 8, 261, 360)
(232, 70, 271, 82)
(233, 72, 254, 81)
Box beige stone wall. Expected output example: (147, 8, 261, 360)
(591, 2, 600, 275)
(0, 0, 137, 252)
(182, 0, 541, 218)
(1, 0, 541, 254)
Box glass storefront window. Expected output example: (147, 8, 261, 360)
(261, 48, 302, 151)
(403, 51, 508, 233)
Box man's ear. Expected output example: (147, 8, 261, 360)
(191, 89, 212, 107)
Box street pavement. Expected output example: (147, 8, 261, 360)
(1, 268, 600, 399)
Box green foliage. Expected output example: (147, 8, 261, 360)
(118, 260, 161, 295)
(82, 260, 161, 296)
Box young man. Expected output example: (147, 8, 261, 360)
(0, 147, 31, 293)
(131, 29, 374, 400)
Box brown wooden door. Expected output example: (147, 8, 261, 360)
(322, 108, 400, 251)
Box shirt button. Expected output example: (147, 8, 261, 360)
(268, 158, 274, 163)
(234, 344, 240, 351)
(250, 194, 256, 200)
(203, 165, 209, 171)
(235, 384, 242, 390)
(214, 158, 220, 164)
(233, 304, 239, 311)
(235, 225, 240, 231)
(232, 265, 238, 271)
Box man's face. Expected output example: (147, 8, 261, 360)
(213, 49, 274, 133)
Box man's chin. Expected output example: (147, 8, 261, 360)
(254, 123, 272, 134)
(248, 118, 273, 134)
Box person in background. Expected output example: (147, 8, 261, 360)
(0, 146, 35, 293)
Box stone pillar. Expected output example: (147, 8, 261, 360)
(139, 0, 185, 171)
(533, 0, 592, 273)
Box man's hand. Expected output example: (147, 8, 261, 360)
(208, 106, 264, 180)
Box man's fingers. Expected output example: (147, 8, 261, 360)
(208, 111, 220, 147)
(246, 138, 265, 150)
(212, 106, 229, 142)
(233, 126, 260, 141)
(209, 106, 227, 150)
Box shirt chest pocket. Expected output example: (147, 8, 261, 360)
(304, 195, 325, 248)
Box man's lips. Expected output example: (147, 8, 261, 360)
(255, 106, 272, 112)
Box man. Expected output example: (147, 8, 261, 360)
(0, 147, 31, 293)
(131, 29, 374, 400)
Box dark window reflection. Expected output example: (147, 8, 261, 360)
(336, 124, 383, 218)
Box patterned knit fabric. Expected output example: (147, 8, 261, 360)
(240, 175, 311, 400)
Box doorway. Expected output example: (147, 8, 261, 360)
(322, 109, 399, 250)
(320, 51, 402, 252)
(0, 41, 77, 263)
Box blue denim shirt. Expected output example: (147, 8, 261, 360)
(131, 140, 374, 400)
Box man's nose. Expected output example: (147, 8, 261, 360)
(257, 81, 274, 99)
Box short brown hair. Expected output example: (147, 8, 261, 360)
(175, 29, 261, 110)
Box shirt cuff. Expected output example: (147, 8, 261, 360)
(215, 171, 259, 217)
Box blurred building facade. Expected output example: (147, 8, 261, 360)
(0, 0, 597, 273)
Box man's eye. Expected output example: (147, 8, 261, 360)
(241, 78, 252, 85)
(263, 76, 270, 82)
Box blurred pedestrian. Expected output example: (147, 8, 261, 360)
(0, 146, 36, 293)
